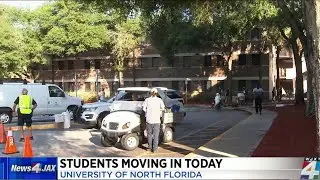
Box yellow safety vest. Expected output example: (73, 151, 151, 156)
(19, 95, 32, 114)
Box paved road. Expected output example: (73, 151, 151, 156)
(0, 108, 250, 157)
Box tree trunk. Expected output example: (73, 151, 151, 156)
(303, 0, 320, 153)
(226, 52, 233, 104)
(305, 59, 315, 116)
(291, 38, 305, 104)
(304, 0, 318, 119)
(276, 46, 281, 101)
(119, 71, 124, 88)
(133, 51, 136, 87)
(51, 58, 55, 83)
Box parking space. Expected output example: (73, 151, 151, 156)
(0, 109, 250, 157)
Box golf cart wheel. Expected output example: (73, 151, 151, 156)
(96, 112, 109, 129)
(163, 127, 173, 143)
(100, 134, 117, 147)
(121, 133, 139, 151)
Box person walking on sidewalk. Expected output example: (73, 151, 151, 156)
(215, 93, 222, 111)
(142, 88, 165, 153)
(12, 88, 37, 142)
(272, 87, 276, 101)
(253, 84, 264, 115)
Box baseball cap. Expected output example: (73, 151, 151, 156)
(151, 88, 158, 93)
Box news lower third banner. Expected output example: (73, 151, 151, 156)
(0, 157, 319, 179)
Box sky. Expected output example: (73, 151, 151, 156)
(0, 1, 47, 10)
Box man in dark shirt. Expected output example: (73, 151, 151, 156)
(12, 88, 37, 142)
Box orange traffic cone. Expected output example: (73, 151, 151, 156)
(0, 123, 6, 144)
(23, 136, 33, 157)
(2, 128, 19, 154)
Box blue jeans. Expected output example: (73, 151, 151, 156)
(146, 123, 160, 151)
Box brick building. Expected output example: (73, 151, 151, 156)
(31, 29, 297, 100)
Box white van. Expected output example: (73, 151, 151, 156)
(0, 82, 82, 124)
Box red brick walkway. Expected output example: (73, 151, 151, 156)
(252, 104, 318, 157)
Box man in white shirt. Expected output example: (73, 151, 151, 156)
(142, 88, 165, 153)
(253, 84, 264, 115)
(214, 93, 222, 111)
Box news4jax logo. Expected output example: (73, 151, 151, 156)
(301, 157, 320, 179)
(11, 163, 56, 173)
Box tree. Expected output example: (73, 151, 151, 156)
(144, 0, 278, 99)
(0, 5, 35, 78)
(34, 0, 110, 82)
(110, 16, 145, 87)
(275, 0, 314, 115)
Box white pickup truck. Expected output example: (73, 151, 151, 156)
(79, 87, 185, 129)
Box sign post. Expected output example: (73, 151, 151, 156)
(95, 70, 99, 99)
(185, 78, 190, 104)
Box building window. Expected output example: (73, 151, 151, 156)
(238, 80, 246, 91)
(42, 64, 49, 70)
(251, 28, 260, 40)
(216, 55, 225, 66)
(85, 82, 91, 92)
(183, 56, 192, 67)
(184, 81, 192, 92)
(251, 80, 259, 90)
(94, 60, 101, 69)
(152, 81, 160, 87)
(139, 58, 148, 68)
(141, 81, 148, 87)
(238, 54, 246, 65)
(172, 81, 179, 90)
(252, 54, 261, 65)
(68, 61, 74, 70)
(203, 55, 212, 67)
(68, 82, 75, 92)
(58, 61, 64, 70)
(201, 80, 209, 91)
(84, 60, 91, 69)
(152, 57, 160, 67)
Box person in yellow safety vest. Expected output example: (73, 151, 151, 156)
(12, 88, 37, 142)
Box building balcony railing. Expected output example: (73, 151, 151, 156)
(34, 64, 271, 81)
(232, 65, 269, 77)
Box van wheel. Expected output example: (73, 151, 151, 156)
(100, 134, 117, 147)
(163, 127, 173, 143)
(0, 111, 12, 124)
(121, 133, 139, 151)
(67, 106, 78, 121)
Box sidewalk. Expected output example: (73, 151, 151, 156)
(185, 107, 277, 157)
(252, 104, 318, 157)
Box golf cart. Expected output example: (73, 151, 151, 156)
(99, 87, 183, 151)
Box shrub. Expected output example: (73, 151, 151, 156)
(188, 92, 215, 104)
(66, 91, 98, 103)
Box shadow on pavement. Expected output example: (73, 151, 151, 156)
(0, 130, 127, 157)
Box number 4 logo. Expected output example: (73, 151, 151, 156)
(301, 161, 320, 179)
(31, 163, 41, 173)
